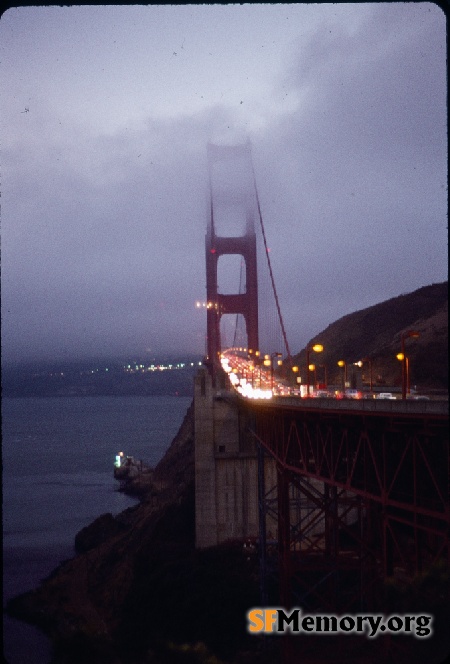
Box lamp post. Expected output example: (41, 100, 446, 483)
(399, 331, 420, 400)
(263, 355, 272, 390)
(396, 354, 413, 399)
(306, 344, 323, 397)
(254, 350, 261, 388)
(248, 349, 254, 387)
(248, 362, 255, 387)
(337, 360, 347, 396)
(248, 348, 261, 388)
(318, 364, 328, 389)
(357, 357, 373, 393)
(292, 365, 299, 393)
(309, 363, 317, 390)
(267, 352, 283, 391)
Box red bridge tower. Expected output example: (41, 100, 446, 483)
(205, 142, 259, 371)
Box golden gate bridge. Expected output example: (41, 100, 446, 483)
(197, 141, 449, 663)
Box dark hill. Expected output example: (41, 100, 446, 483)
(292, 281, 448, 391)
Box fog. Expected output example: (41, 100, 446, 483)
(1, 3, 447, 364)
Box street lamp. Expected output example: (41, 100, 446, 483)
(337, 360, 347, 396)
(397, 353, 412, 397)
(306, 344, 323, 397)
(263, 354, 271, 390)
(309, 363, 317, 390)
(358, 357, 373, 393)
(291, 365, 299, 392)
(318, 364, 328, 389)
(248, 348, 261, 388)
(267, 352, 283, 391)
(254, 350, 261, 388)
(399, 331, 420, 400)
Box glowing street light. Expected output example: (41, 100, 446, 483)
(399, 330, 420, 400)
(337, 360, 347, 396)
(306, 344, 323, 397)
(309, 363, 317, 390)
(397, 353, 414, 399)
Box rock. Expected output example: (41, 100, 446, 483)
(74, 513, 128, 554)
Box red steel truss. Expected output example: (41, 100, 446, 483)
(250, 403, 449, 612)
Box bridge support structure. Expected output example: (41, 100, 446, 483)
(194, 368, 277, 549)
(249, 402, 450, 612)
(205, 142, 259, 374)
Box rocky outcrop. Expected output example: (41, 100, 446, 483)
(113, 456, 155, 496)
(74, 513, 129, 554)
(113, 400, 196, 500)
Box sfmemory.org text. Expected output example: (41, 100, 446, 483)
(247, 608, 433, 638)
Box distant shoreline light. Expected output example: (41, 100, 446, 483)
(123, 361, 203, 373)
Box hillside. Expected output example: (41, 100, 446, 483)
(291, 282, 448, 391)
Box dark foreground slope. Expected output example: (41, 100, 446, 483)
(292, 281, 448, 390)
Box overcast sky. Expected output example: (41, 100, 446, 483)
(1, 3, 447, 364)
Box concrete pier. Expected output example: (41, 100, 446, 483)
(194, 368, 277, 548)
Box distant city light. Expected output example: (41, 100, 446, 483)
(122, 357, 204, 373)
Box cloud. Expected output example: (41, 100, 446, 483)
(1, 4, 447, 363)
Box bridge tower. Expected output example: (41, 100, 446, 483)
(205, 141, 259, 372)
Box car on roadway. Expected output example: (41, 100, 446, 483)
(377, 392, 396, 400)
(334, 390, 362, 399)
(344, 389, 362, 399)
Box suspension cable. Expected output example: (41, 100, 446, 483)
(252, 167, 292, 364)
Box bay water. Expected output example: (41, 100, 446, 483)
(2, 395, 192, 664)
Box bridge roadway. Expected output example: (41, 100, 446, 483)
(219, 348, 448, 415)
(219, 389, 449, 416)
